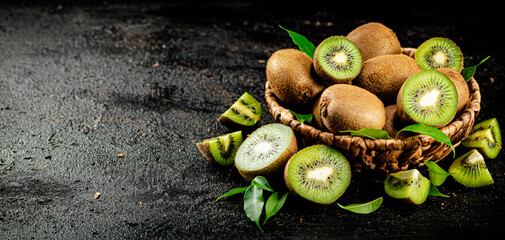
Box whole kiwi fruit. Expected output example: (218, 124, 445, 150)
(346, 22, 402, 62)
(317, 84, 386, 133)
(354, 54, 421, 106)
(266, 49, 326, 108)
(436, 68, 470, 115)
(383, 105, 410, 139)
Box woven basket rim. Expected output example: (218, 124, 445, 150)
(265, 47, 482, 153)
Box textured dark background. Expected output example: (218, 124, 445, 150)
(1, 1, 504, 239)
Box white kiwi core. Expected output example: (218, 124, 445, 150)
(331, 52, 348, 65)
(432, 51, 447, 65)
(253, 141, 273, 155)
(307, 166, 334, 181)
(419, 89, 440, 107)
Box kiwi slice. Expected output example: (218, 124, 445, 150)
(449, 149, 494, 187)
(415, 37, 464, 72)
(284, 145, 351, 204)
(313, 36, 362, 85)
(396, 70, 458, 128)
(462, 118, 502, 159)
(218, 92, 262, 130)
(196, 131, 243, 166)
(384, 169, 431, 205)
(235, 123, 298, 181)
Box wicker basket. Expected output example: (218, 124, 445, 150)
(264, 48, 481, 174)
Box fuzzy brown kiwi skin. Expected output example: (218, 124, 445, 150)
(311, 95, 328, 131)
(319, 84, 386, 133)
(346, 22, 402, 62)
(437, 68, 470, 116)
(354, 54, 421, 106)
(383, 104, 412, 139)
(196, 141, 217, 165)
(266, 49, 326, 109)
(235, 130, 298, 182)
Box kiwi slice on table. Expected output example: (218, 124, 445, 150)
(313, 36, 362, 85)
(415, 37, 464, 72)
(449, 149, 494, 187)
(218, 92, 262, 130)
(462, 118, 502, 159)
(235, 123, 298, 181)
(384, 169, 431, 205)
(196, 131, 243, 166)
(396, 70, 458, 128)
(284, 145, 351, 204)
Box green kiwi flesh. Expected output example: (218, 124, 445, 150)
(196, 131, 243, 166)
(284, 145, 351, 204)
(415, 37, 464, 72)
(313, 36, 362, 85)
(235, 123, 298, 181)
(462, 118, 502, 159)
(384, 169, 431, 205)
(449, 149, 494, 187)
(218, 92, 262, 130)
(397, 70, 458, 128)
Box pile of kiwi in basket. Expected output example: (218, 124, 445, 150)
(197, 22, 502, 205)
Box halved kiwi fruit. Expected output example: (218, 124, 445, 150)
(396, 70, 458, 128)
(415, 37, 464, 72)
(218, 92, 262, 130)
(462, 118, 502, 159)
(313, 36, 362, 85)
(384, 169, 431, 205)
(449, 149, 494, 187)
(196, 131, 243, 166)
(235, 123, 298, 181)
(284, 145, 351, 204)
(436, 68, 470, 115)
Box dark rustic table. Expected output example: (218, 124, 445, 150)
(1, 1, 504, 239)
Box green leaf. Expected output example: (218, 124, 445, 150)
(341, 128, 391, 140)
(243, 185, 265, 232)
(428, 182, 450, 198)
(279, 25, 316, 59)
(337, 197, 383, 214)
(289, 110, 313, 124)
(251, 176, 274, 192)
(264, 192, 289, 225)
(461, 56, 490, 82)
(398, 124, 455, 158)
(215, 186, 250, 202)
(424, 161, 451, 186)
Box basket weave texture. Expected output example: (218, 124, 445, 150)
(264, 48, 481, 174)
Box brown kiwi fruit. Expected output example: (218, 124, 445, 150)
(317, 84, 386, 133)
(346, 22, 402, 62)
(436, 68, 470, 115)
(354, 54, 421, 106)
(311, 95, 328, 131)
(266, 49, 326, 108)
(383, 105, 410, 139)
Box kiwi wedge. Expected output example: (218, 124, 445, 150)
(415, 37, 464, 72)
(396, 70, 458, 128)
(284, 145, 351, 204)
(313, 36, 362, 85)
(384, 169, 431, 205)
(462, 118, 502, 159)
(218, 92, 262, 130)
(235, 123, 298, 181)
(449, 149, 494, 187)
(196, 131, 243, 166)
(266, 49, 325, 108)
(346, 22, 402, 62)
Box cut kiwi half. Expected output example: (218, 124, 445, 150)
(235, 123, 297, 181)
(396, 70, 458, 128)
(313, 36, 362, 85)
(284, 145, 351, 205)
(196, 131, 243, 166)
(415, 37, 464, 72)
(449, 149, 494, 187)
(218, 92, 262, 130)
(462, 118, 502, 159)
(384, 169, 431, 205)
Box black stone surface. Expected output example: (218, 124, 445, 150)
(1, 1, 504, 239)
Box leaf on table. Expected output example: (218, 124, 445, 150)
(425, 161, 451, 186)
(264, 192, 289, 225)
(337, 197, 383, 214)
(251, 176, 274, 192)
(215, 186, 250, 202)
(428, 182, 450, 198)
(243, 185, 265, 232)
